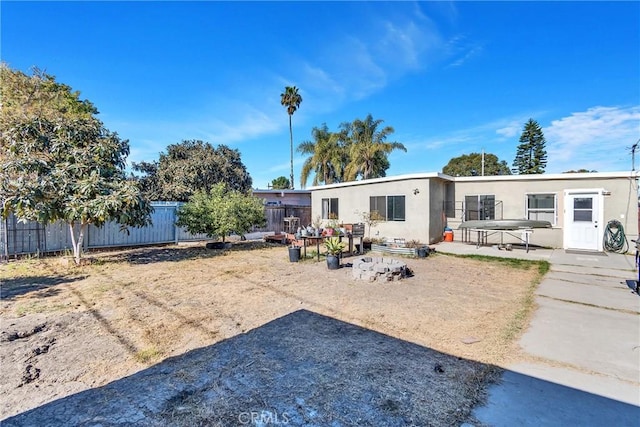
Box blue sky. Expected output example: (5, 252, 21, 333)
(2, 1, 639, 188)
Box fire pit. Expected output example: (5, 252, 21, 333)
(351, 256, 408, 282)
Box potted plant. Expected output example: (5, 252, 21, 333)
(312, 215, 323, 237)
(324, 237, 346, 270)
(324, 217, 340, 236)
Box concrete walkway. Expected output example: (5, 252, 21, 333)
(435, 242, 640, 426)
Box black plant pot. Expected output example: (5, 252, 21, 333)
(326, 254, 340, 270)
(288, 246, 301, 262)
(417, 247, 429, 258)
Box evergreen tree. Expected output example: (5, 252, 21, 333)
(512, 119, 547, 174)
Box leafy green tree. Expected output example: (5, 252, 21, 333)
(0, 64, 152, 264)
(176, 183, 266, 242)
(563, 169, 597, 173)
(132, 140, 252, 201)
(270, 176, 290, 190)
(298, 123, 346, 188)
(130, 160, 162, 200)
(443, 152, 512, 176)
(513, 119, 547, 174)
(343, 114, 406, 180)
(280, 86, 302, 189)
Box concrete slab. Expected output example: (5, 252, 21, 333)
(520, 297, 640, 381)
(434, 242, 554, 261)
(437, 241, 640, 423)
(550, 250, 636, 271)
(473, 370, 640, 426)
(537, 278, 640, 313)
(509, 362, 640, 406)
(546, 265, 638, 283)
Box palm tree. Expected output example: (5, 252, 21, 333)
(280, 86, 302, 189)
(297, 123, 346, 187)
(343, 114, 406, 181)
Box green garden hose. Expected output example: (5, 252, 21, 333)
(603, 219, 629, 253)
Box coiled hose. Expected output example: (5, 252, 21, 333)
(603, 219, 629, 253)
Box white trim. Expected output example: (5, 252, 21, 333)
(524, 192, 558, 226)
(253, 189, 311, 194)
(308, 171, 637, 191)
(308, 172, 450, 190)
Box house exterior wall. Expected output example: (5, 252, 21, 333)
(451, 173, 638, 248)
(310, 172, 638, 250)
(310, 177, 436, 243)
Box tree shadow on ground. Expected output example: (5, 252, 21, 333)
(94, 241, 278, 265)
(3, 310, 638, 427)
(1, 275, 86, 300)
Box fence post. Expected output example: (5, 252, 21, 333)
(83, 223, 89, 252)
(174, 203, 179, 245)
(1, 217, 8, 262)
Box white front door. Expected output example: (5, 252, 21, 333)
(563, 190, 603, 251)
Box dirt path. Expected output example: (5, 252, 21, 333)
(0, 242, 541, 425)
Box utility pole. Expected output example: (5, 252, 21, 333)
(631, 140, 640, 171)
(481, 149, 485, 176)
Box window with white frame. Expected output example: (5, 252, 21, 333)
(369, 195, 405, 221)
(526, 193, 556, 225)
(322, 198, 339, 219)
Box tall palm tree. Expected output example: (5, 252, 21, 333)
(297, 123, 346, 188)
(280, 86, 302, 189)
(344, 114, 406, 181)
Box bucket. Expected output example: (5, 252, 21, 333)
(288, 246, 301, 262)
(444, 230, 454, 242)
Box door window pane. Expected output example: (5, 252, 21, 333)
(574, 198, 593, 209)
(574, 210, 592, 221)
(573, 197, 592, 222)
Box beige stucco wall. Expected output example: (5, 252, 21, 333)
(451, 173, 639, 248)
(310, 177, 437, 243)
(310, 172, 638, 250)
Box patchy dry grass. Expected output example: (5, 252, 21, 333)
(1, 242, 545, 424)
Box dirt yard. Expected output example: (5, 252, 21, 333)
(0, 241, 543, 426)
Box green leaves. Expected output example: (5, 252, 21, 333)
(513, 119, 547, 174)
(0, 63, 152, 263)
(176, 183, 266, 241)
(297, 114, 406, 187)
(442, 152, 512, 177)
(270, 176, 291, 190)
(132, 140, 252, 202)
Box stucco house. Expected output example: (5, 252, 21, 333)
(309, 171, 639, 251)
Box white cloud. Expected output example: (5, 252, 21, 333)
(495, 122, 521, 138)
(545, 106, 640, 172)
(292, 5, 449, 111)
